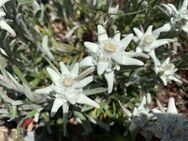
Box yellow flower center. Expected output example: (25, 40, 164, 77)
(104, 42, 116, 53)
(63, 77, 74, 87)
(144, 35, 154, 44)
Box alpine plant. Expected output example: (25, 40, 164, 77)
(80, 25, 147, 93)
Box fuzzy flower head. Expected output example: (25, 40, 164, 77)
(154, 57, 182, 86)
(80, 25, 145, 93)
(134, 24, 174, 53)
(0, 0, 16, 36)
(35, 62, 99, 117)
(162, 0, 188, 33)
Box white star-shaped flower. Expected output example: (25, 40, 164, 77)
(162, 0, 188, 33)
(0, 0, 16, 37)
(133, 24, 175, 54)
(35, 62, 99, 135)
(80, 25, 146, 93)
(154, 57, 182, 86)
(35, 62, 99, 116)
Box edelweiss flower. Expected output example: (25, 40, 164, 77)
(154, 57, 182, 86)
(0, 0, 16, 37)
(151, 98, 188, 141)
(162, 0, 188, 33)
(80, 25, 145, 93)
(133, 24, 174, 54)
(35, 62, 99, 118)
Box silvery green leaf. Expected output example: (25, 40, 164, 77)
(42, 35, 55, 60)
(17, 0, 34, 5)
(23, 83, 46, 103)
(8, 105, 17, 121)
(76, 66, 95, 80)
(0, 91, 23, 105)
(118, 100, 132, 117)
(6, 72, 24, 92)
(83, 87, 107, 96)
(0, 109, 9, 118)
(0, 20, 16, 37)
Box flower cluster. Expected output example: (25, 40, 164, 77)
(35, 62, 100, 117)
(80, 25, 146, 93)
(162, 0, 188, 33)
(0, 0, 187, 140)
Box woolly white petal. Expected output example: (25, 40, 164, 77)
(167, 97, 178, 114)
(77, 94, 100, 108)
(113, 32, 120, 42)
(135, 47, 143, 53)
(162, 4, 173, 15)
(0, 0, 9, 7)
(160, 75, 168, 86)
(97, 61, 109, 75)
(182, 23, 188, 34)
(97, 25, 108, 43)
(47, 67, 61, 84)
(150, 39, 175, 50)
(167, 4, 178, 14)
(133, 28, 143, 39)
(153, 23, 171, 38)
(0, 11, 6, 17)
(119, 34, 133, 50)
(51, 98, 64, 117)
(34, 86, 53, 94)
(170, 75, 182, 84)
(163, 57, 171, 66)
(104, 71, 114, 93)
(75, 76, 93, 88)
(152, 108, 162, 113)
(179, 0, 188, 12)
(124, 52, 149, 58)
(70, 63, 79, 77)
(59, 62, 70, 75)
(66, 94, 77, 105)
(145, 25, 153, 35)
(84, 42, 99, 53)
(112, 52, 144, 66)
(79, 56, 95, 67)
(0, 20, 16, 37)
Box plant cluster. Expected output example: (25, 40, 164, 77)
(0, 0, 187, 141)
